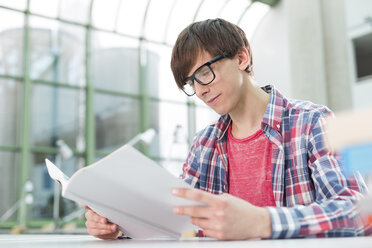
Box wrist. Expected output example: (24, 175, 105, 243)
(257, 207, 272, 239)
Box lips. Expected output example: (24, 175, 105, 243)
(207, 94, 221, 104)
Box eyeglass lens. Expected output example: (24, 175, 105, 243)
(183, 65, 215, 95)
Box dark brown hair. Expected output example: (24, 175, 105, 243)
(171, 18, 253, 90)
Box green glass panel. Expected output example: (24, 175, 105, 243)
(0, 9, 24, 77)
(0, 151, 21, 221)
(0, 0, 26, 10)
(0, 79, 22, 146)
(95, 94, 140, 153)
(91, 0, 120, 30)
(195, 105, 219, 133)
(29, 0, 59, 18)
(29, 16, 86, 85)
(148, 100, 189, 160)
(31, 84, 85, 150)
(145, 42, 186, 102)
(90, 31, 140, 94)
(115, 0, 148, 37)
(60, 0, 91, 24)
(29, 153, 83, 219)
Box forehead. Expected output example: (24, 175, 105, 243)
(188, 51, 214, 76)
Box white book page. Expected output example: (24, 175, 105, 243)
(45, 146, 201, 239)
(45, 159, 70, 195)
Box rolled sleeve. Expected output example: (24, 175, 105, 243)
(266, 206, 301, 238)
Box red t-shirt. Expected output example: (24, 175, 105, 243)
(227, 125, 276, 207)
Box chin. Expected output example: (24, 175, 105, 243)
(212, 107, 229, 116)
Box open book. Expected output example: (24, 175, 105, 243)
(45, 145, 199, 239)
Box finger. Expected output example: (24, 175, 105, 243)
(172, 188, 217, 205)
(190, 217, 220, 231)
(173, 205, 211, 218)
(85, 210, 108, 224)
(83, 205, 91, 210)
(94, 230, 121, 240)
(86, 220, 117, 232)
(202, 229, 225, 240)
(87, 225, 119, 237)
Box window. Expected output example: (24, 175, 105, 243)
(353, 32, 372, 80)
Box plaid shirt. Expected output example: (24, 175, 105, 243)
(182, 85, 367, 238)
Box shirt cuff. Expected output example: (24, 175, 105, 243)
(266, 206, 301, 239)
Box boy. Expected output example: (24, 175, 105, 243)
(85, 18, 367, 240)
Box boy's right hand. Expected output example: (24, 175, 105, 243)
(84, 205, 122, 239)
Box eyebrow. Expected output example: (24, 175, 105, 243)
(183, 52, 231, 84)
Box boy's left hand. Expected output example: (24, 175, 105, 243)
(172, 188, 272, 240)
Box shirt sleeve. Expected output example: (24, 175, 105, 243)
(266, 112, 368, 238)
(181, 133, 202, 189)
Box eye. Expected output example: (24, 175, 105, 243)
(196, 66, 212, 80)
(201, 70, 211, 77)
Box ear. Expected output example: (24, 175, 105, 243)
(237, 47, 250, 71)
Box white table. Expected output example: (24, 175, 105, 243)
(0, 235, 371, 248)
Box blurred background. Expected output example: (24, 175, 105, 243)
(0, 0, 371, 234)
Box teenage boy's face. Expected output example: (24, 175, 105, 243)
(187, 51, 246, 115)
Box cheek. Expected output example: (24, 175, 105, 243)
(221, 74, 242, 97)
(219, 64, 243, 87)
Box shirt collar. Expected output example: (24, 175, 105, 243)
(215, 85, 285, 140)
(261, 85, 285, 133)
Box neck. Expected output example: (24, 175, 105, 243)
(229, 78, 270, 139)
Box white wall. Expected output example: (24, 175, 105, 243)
(251, 1, 292, 97)
(252, 0, 372, 111)
(345, 0, 372, 27)
(345, 0, 372, 109)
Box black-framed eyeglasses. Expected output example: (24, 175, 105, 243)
(182, 52, 231, 96)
